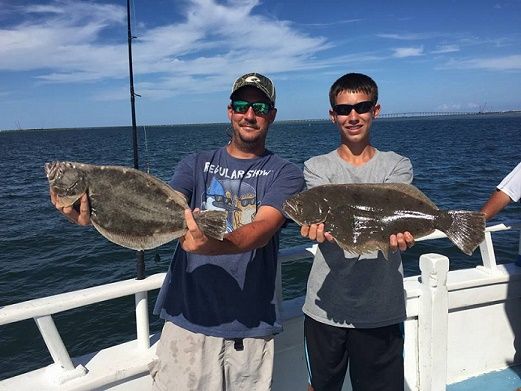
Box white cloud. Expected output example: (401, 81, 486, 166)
(300, 19, 363, 27)
(437, 102, 480, 111)
(444, 54, 521, 70)
(0, 0, 329, 99)
(431, 44, 460, 54)
(0, 1, 126, 74)
(377, 32, 445, 40)
(392, 46, 424, 58)
(378, 33, 425, 40)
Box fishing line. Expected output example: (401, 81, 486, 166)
(130, 0, 138, 36)
(142, 125, 151, 174)
(129, 0, 151, 175)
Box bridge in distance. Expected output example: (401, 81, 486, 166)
(282, 110, 520, 123)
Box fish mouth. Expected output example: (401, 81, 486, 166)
(44, 161, 61, 181)
(44, 162, 55, 178)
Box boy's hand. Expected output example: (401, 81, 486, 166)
(390, 232, 414, 252)
(301, 224, 415, 253)
(300, 223, 334, 243)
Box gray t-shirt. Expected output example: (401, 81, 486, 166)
(302, 148, 413, 328)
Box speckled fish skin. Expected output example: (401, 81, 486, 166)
(283, 183, 485, 258)
(45, 161, 227, 250)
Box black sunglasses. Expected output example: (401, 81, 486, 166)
(231, 100, 272, 116)
(332, 101, 375, 115)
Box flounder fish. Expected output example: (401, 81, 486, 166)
(45, 161, 227, 250)
(282, 183, 485, 258)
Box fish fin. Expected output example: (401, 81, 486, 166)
(439, 211, 485, 255)
(378, 242, 391, 260)
(383, 183, 439, 210)
(194, 210, 228, 241)
(91, 219, 182, 250)
(334, 237, 388, 259)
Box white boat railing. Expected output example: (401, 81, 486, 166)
(1, 222, 520, 389)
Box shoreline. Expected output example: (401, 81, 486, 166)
(1, 110, 521, 133)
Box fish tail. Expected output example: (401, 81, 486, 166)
(194, 210, 228, 241)
(438, 211, 485, 255)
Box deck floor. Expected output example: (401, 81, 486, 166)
(448, 366, 521, 390)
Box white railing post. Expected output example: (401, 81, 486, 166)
(135, 291, 150, 349)
(418, 253, 449, 391)
(479, 231, 498, 271)
(34, 315, 87, 383)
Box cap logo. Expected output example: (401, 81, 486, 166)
(245, 76, 261, 83)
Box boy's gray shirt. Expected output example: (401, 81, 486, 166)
(302, 148, 413, 328)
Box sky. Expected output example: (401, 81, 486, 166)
(0, 0, 520, 130)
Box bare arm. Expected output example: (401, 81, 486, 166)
(50, 190, 91, 226)
(180, 205, 286, 255)
(480, 189, 512, 221)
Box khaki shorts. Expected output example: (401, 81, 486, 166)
(149, 321, 274, 391)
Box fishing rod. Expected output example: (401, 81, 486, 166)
(126, 0, 145, 280)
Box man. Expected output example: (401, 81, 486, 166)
(481, 162, 521, 220)
(300, 73, 414, 391)
(149, 72, 303, 391)
(51, 73, 304, 390)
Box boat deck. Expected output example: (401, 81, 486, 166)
(447, 365, 521, 390)
(108, 366, 521, 391)
(112, 366, 521, 391)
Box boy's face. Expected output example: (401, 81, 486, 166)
(329, 90, 380, 146)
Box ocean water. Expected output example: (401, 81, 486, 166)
(1, 113, 520, 379)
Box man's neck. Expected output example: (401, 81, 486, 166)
(226, 142, 266, 159)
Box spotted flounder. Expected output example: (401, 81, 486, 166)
(45, 161, 227, 250)
(283, 183, 485, 258)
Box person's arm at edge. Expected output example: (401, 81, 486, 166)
(480, 189, 512, 221)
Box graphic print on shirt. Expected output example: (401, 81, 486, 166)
(202, 177, 258, 232)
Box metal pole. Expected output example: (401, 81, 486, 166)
(127, 0, 139, 170)
(126, 0, 145, 280)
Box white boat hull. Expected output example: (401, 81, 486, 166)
(1, 224, 521, 390)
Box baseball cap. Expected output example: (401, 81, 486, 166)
(230, 72, 276, 105)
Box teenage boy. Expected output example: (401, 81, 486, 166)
(301, 73, 414, 391)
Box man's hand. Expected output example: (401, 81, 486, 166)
(50, 191, 91, 226)
(390, 231, 415, 252)
(181, 205, 286, 255)
(300, 223, 334, 243)
(180, 208, 213, 254)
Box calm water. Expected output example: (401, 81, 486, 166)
(1, 113, 520, 379)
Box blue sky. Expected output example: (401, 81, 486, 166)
(1, 0, 520, 130)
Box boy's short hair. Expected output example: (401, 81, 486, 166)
(329, 73, 378, 108)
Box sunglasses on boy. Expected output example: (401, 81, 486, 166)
(332, 101, 375, 116)
(231, 100, 273, 116)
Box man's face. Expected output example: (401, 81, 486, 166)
(329, 90, 380, 145)
(227, 86, 276, 149)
